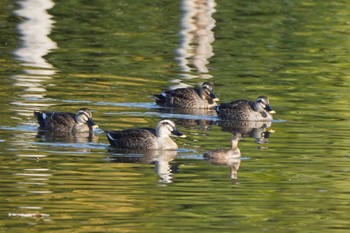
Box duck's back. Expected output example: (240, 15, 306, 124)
(204, 148, 240, 165)
(165, 88, 203, 108)
(217, 99, 254, 120)
(35, 111, 76, 131)
(106, 128, 158, 150)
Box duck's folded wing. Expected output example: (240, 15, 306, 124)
(220, 100, 251, 110)
(165, 88, 196, 100)
(48, 112, 75, 126)
(105, 128, 156, 149)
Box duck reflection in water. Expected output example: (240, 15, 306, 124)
(203, 133, 241, 180)
(35, 130, 98, 144)
(217, 120, 274, 144)
(107, 149, 178, 184)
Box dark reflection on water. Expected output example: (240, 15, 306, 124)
(217, 120, 275, 144)
(35, 130, 98, 144)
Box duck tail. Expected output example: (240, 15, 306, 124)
(152, 92, 167, 105)
(214, 105, 220, 114)
(33, 111, 46, 128)
(105, 131, 116, 145)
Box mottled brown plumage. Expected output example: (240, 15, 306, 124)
(153, 82, 219, 109)
(216, 96, 275, 121)
(105, 119, 186, 150)
(33, 108, 98, 132)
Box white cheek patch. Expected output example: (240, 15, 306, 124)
(166, 124, 172, 132)
(169, 122, 176, 130)
(163, 121, 175, 132)
(161, 92, 167, 97)
(77, 113, 89, 123)
(42, 113, 47, 120)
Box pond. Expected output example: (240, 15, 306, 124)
(1, 0, 350, 232)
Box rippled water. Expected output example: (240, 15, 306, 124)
(1, 0, 350, 232)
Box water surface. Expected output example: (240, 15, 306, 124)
(1, 0, 350, 232)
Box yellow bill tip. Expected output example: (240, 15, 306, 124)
(267, 128, 275, 133)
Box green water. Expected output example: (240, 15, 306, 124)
(1, 0, 350, 232)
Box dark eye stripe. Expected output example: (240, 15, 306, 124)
(257, 98, 267, 104)
(162, 120, 175, 128)
(203, 85, 209, 89)
(78, 111, 91, 119)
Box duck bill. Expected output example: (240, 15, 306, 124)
(209, 92, 219, 102)
(264, 105, 276, 114)
(171, 129, 186, 138)
(87, 118, 99, 129)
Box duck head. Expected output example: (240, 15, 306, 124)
(157, 119, 186, 138)
(254, 96, 276, 114)
(201, 82, 219, 102)
(75, 108, 99, 129)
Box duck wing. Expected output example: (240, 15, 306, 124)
(44, 112, 76, 131)
(230, 99, 252, 108)
(105, 128, 157, 149)
(165, 88, 198, 100)
(34, 111, 75, 130)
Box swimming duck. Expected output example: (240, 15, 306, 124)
(216, 96, 275, 121)
(33, 108, 98, 132)
(153, 82, 219, 109)
(105, 119, 186, 150)
(203, 133, 241, 180)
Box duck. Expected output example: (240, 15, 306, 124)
(33, 108, 98, 132)
(203, 133, 241, 180)
(216, 96, 275, 121)
(105, 119, 186, 150)
(153, 82, 219, 109)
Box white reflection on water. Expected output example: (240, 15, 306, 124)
(12, 0, 58, 116)
(175, 0, 216, 84)
(10, 170, 52, 221)
(9, 0, 56, 220)
(108, 150, 178, 184)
